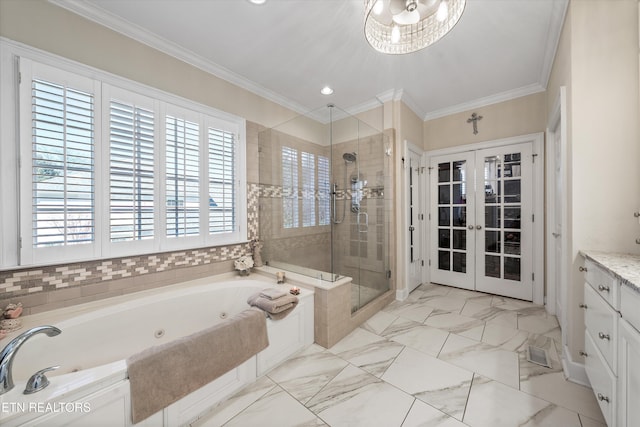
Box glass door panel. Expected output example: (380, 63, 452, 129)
(430, 152, 474, 290)
(475, 143, 533, 300)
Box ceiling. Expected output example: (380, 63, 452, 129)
(52, 0, 568, 121)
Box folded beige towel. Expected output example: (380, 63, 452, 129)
(259, 288, 288, 300)
(127, 308, 268, 424)
(247, 292, 299, 320)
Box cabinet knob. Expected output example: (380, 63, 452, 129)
(598, 332, 610, 341)
(579, 266, 587, 272)
(597, 393, 610, 403)
(579, 351, 588, 357)
(598, 285, 610, 293)
(579, 303, 588, 309)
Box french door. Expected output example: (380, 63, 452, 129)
(429, 142, 535, 301)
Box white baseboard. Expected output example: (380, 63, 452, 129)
(396, 287, 409, 301)
(561, 344, 590, 387)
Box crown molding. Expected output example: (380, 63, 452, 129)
(539, 0, 569, 89)
(422, 83, 546, 121)
(48, 0, 311, 117)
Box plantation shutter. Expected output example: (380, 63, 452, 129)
(282, 146, 299, 229)
(318, 155, 330, 226)
(301, 151, 315, 227)
(208, 127, 236, 234)
(109, 100, 154, 242)
(31, 78, 95, 247)
(166, 115, 200, 237)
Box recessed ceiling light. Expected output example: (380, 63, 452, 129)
(248, 0, 266, 4)
(321, 86, 334, 95)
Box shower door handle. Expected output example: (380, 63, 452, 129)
(357, 212, 369, 233)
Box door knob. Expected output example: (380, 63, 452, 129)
(468, 225, 474, 230)
(552, 232, 560, 238)
(476, 225, 482, 230)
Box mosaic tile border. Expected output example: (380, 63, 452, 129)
(0, 183, 260, 299)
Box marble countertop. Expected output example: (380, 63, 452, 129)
(580, 250, 640, 293)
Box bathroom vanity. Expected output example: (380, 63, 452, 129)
(580, 251, 640, 427)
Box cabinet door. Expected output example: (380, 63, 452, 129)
(618, 319, 640, 427)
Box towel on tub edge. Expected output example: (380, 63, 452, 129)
(126, 307, 268, 424)
(247, 292, 299, 320)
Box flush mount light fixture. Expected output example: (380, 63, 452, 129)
(248, 0, 267, 4)
(320, 86, 334, 95)
(364, 0, 465, 55)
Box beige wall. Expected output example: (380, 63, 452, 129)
(548, 0, 640, 365)
(423, 92, 547, 151)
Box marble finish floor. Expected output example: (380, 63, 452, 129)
(194, 283, 605, 427)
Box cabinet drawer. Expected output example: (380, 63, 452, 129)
(585, 332, 616, 427)
(585, 259, 619, 310)
(585, 283, 618, 374)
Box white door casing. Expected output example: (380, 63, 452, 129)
(405, 141, 424, 293)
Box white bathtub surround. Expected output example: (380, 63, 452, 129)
(195, 283, 604, 427)
(0, 274, 313, 426)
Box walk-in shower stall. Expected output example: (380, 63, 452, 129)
(258, 105, 391, 312)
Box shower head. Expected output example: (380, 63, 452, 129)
(343, 152, 357, 163)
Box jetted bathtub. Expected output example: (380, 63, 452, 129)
(0, 273, 314, 426)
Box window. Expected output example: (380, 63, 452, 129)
(208, 127, 236, 234)
(109, 99, 154, 242)
(32, 78, 95, 248)
(282, 146, 299, 229)
(165, 115, 200, 238)
(281, 146, 330, 230)
(12, 55, 246, 267)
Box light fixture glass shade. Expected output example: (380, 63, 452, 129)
(364, 0, 465, 55)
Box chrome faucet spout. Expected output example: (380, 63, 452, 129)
(0, 325, 61, 395)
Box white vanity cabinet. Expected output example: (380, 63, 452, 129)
(580, 252, 640, 427)
(618, 285, 640, 427)
(583, 259, 619, 426)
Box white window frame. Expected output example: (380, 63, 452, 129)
(1, 39, 246, 268)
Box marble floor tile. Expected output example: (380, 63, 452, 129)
(518, 371, 605, 423)
(193, 375, 276, 427)
(382, 317, 450, 356)
(382, 347, 473, 421)
(424, 311, 485, 341)
(464, 375, 582, 427)
(306, 364, 414, 427)
(491, 295, 539, 311)
(578, 413, 608, 427)
(401, 399, 468, 427)
(518, 311, 560, 335)
(328, 327, 404, 377)
(395, 302, 436, 323)
(447, 288, 494, 306)
(360, 310, 397, 335)
(415, 283, 452, 297)
(461, 301, 518, 328)
(222, 385, 326, 427)
(439, 333, 520, 389)
(418, 295, 467, 313)
(267, 345, 349, 404)
(481, 322, 532, 352)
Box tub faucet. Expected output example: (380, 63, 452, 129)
(0, 325, 61, 395)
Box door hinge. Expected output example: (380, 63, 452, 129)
(532, 214, 534, 222)
(532, 153, 538, 163)
(386, 270, 392, 279)
(420, 213, 424, 220)
(18, 237, 22, 249)
(421, 260, 424, 267)
(18, 72, 22, 84)
(532, 273, 535, 281)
